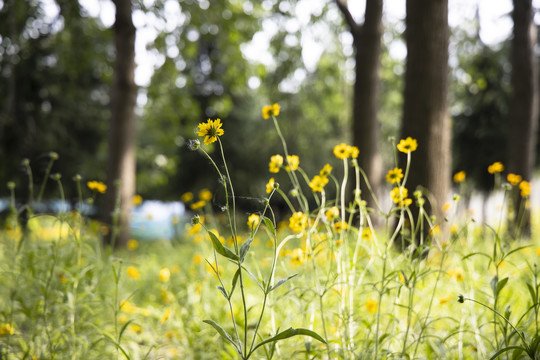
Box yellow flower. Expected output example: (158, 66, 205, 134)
(507, 173, 522, 186)
(439, 296, 452, 305)
(193, 254, 204, 265)
(269, 154, 284, 173)
(199, 189, 212, 201)
(333, 143, 349, 159)
(285, 155, 300, 171)
(131, 324, 143, 334)
(127, 266, 140, 280)
(171, 265, 180, 274)
(386, 168, 403, 184)
(159, 268, 171, 283)
(266, 177, 275, 194)
(127, 239, 139, 250)
(520, 180, 531, 198)
(488, 161, 504, 174)
(289, 248, 305, 266)
(447, 268, 464, 282)
(390, 186, 412, 206)
(120, 300, 137, 314)
(197, 118, 224, 145)
(0, 324, 14, 336)
(87, 180, 107, 194)
(189, 223, 202, 235)
(248, 213, 260, 228)
(132, 194, 143, 206)
(289, 212, 308, 233)
(262, 103, 280, 119)
(325, 207, 339, 222)
(309, 175, 329, 192)
(190, 200, 206, 210)
(397, 137, 418, 153)
(366, 298, 378, 314)
(160, 308, 172, 324)
(453, 171, 466, 183)
(320, 164, 333, 176)
(181, 192, 194, 203)
(349, 146, 359, 158)
(361, 228, 372, 240)
(536, 247, 540, 256)
(333, 221, 348, 233)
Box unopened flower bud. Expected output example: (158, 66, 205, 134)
(191, 215, 200, 225)
(187, 139, 200, 151)
(7, 181, 15, 190)
(49, 152, 59, 160)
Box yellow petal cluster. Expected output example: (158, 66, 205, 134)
(520, 180, 531, 198)
(397, 137, 418, 154)
(87, 180, 107, 194)
(333, 143, 359, 160)
(285, 155, 300, 171)
(488, 161, 504, 174)
(507, 173, 522, 186)
(390, 186, 412, 207)
(262, 103, 280, 119)
(386, 168, 403, 184)
(453, 171, 466, 183)
(309, 175, 329, 193)
(269, 154, 284, 173)
(289, 211, 308, 233)
(197, 118, 224, 145)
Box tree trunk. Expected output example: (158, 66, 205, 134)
(508, 0, 538, 237)
(401, 0, 450, 230)
(335, 0, 384, 211)
(103, 0, 137, 248)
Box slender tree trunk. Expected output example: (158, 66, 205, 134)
(400, 0, 450, 231)
(508, 0, 538, 237)
(103, 0, 137, 247)
(335, 0, 384, 211)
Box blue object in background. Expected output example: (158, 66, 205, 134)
(130, 201, 186, 240)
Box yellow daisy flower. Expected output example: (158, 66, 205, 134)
(262, 103, 280, 119)
(87, 180, 107, 194)
(126, 266, 140, 280)
(197, 118, 224, 145)
(285, 155, 299, 171)
(309, 175, 329, 192)
(199, 189, 213, 201)
(453, 171, 466, 183)
(507, 173, 522, 186)
(320, 164, 333, 176)
(247, 213, 260, 228)
(181, 192, 194, 203)
(266, 177, 275, 194)
(386, 168, 403, 184)
(333, 143, 349, 159)
(289, 212, 308, 233)
(397, 137, 418, 153)
(269, 154, 284, 173)
(325, 207, 339, 222)
(520, 180, 531, 198)
(487, 161, 504, 174)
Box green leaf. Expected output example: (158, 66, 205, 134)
(489, 345, 526, 360)
(203, 320, 241, 354)
(241, 265, 265, 292)
(216, 286, 228, 299)
(263, 216, 276, 236)
(207, 231, 239, 261)
(491, 275, 499, 297)
(251, 327, 327, 354)
(496, 277, 509, 296)
(230, 268, 240, 298)
(527, 283, 536, 304)
(239, 237, 254, 263)
(270, 274, 298, 292)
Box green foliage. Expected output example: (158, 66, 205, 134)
(0, 0, 112, 199)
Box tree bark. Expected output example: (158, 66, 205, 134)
(103, 0, 137, 247)
(335, 0, 384, 211)
(401, 0, 450, 229)
(508, 0, 538, 237)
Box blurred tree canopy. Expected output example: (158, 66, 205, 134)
(0, 0, 111, 201)
(1, 0, 539, 214)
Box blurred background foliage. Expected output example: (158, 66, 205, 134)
(0, 0, 535, 209)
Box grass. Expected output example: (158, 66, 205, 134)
(1, 109, 539, 359)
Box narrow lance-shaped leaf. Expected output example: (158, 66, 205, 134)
(496, 277, 509, 296)
(207, 231, 239, 261)
(230, 268, 240, 298)
(262, 216, 276, 236)
(251, 327, 327, 354)
(239, 237, 254, 263)
(203, 319, 242, 354)
(270, 273, 298, 292)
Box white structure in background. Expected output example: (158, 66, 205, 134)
(131, 200, 185, 240)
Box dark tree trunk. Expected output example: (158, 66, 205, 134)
(401, 0, 450, 230)
(335, 0, 384, 211)
(508, 0, 538, 237)
(103, 0, 137, 247)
